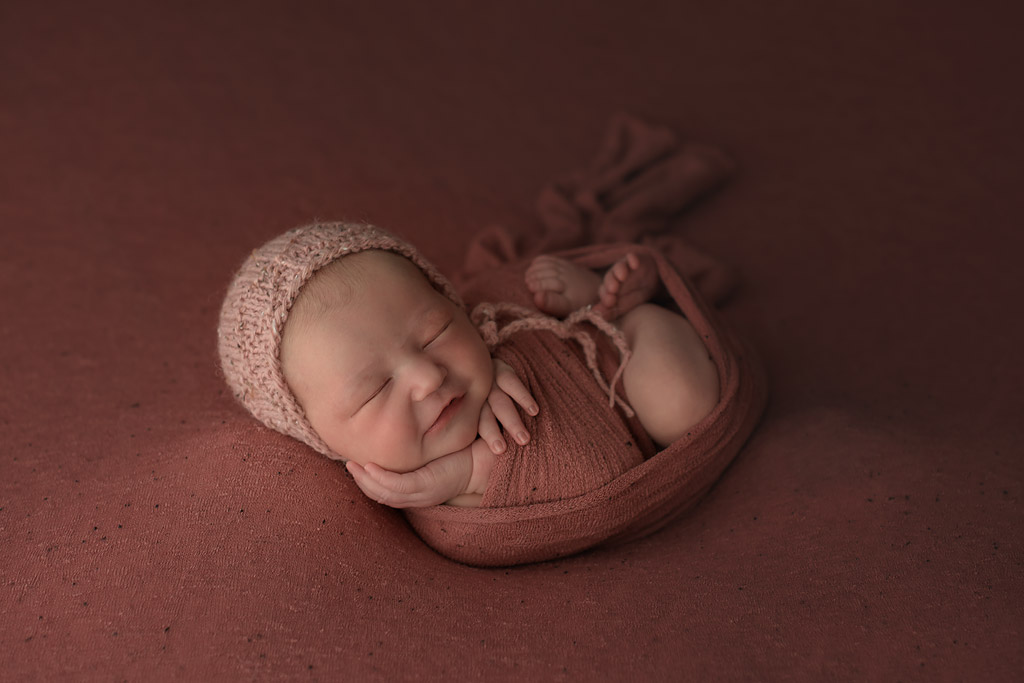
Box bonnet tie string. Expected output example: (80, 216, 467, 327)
(471, 302, 635, 417)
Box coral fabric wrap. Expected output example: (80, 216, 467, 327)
(404, 115, 768, 566)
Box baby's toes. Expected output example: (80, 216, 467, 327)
(535, 289, 572, 314)
(524, 256, 548, 280)
(602, 261, 630, 293)
(526, 268, 562, 292)
(527, 254, 562, 274)
(615, 258, 637, 282)
(598, 287, 618, 309)
(525, 272, 565, 295)
(526, 256, 563, 285)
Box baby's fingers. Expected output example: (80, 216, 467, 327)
(345, 461, 393, 505)
(364, 462, 439, 495)
(346, 461, 434, 508)
(493, 360, 539, 416)
(487, 386, 530, 446)
(477, 403, 507, 455)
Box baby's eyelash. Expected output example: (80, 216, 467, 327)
(365, 379, 389, 404)
(426, 320, 451, 345)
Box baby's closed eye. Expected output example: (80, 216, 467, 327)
(424, 319, 451, 346)
(352, 378, 390, 414)
(367, 378, 390, 402)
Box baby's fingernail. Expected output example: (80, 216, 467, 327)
(516, 431, 529, 445)
(528, 404, 539, 416)
(493, 439, 506, 453)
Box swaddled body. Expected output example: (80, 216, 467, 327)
(480, 317, 656, 507)
(451, 257, 657, 509)
(403, 242, 766, 566)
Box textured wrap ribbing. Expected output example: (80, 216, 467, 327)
(471, 302, 634, 416)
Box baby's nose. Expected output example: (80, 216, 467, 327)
(409, 356, 447, 402)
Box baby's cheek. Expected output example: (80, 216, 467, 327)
(469, 335, 495, 387)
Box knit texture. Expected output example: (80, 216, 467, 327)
(216, 222, 463, 459)
(473, 301, 635, 416)
(480, 309, 654, 507)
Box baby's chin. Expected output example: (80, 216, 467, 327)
(428, 421, 478, 463)
(423, 397, 483, 461)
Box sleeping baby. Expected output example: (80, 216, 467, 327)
(217, 222, 719, 511)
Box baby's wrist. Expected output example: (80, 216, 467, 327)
(466, 439, 497, 496)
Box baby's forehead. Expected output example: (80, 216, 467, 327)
(318, 249, 421, 286)
(296, 250, 418, 305)
(297, 249, 446, 323)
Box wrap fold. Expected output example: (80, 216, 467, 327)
(457, 112, 738, 304)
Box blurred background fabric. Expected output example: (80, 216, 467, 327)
(1, 1, 1021, 680)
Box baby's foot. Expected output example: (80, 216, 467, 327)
(594, 252, 660, 320)
(525, 255, 602, 317)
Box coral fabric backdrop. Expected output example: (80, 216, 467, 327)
(1, 1, 1021, 680)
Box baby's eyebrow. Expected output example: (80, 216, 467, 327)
(417, 305, 450, 331)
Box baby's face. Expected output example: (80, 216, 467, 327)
(281, 250, 493, 473)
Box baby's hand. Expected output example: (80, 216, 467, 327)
(345, 440, 495, 509)
(346, 452, 470, 509)
(479, 358, 539, 454)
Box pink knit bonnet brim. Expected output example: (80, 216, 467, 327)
(216, 221, 462, 459)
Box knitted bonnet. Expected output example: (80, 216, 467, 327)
(216, 221, 463, 459)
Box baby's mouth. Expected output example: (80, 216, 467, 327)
(426, 394, 465, 436)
